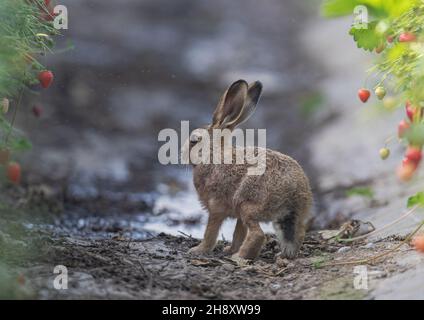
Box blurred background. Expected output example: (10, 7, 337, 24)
(16, 0, 329, 237)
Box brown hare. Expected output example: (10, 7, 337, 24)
(186, 79, 312, 260)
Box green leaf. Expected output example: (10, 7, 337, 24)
(405, 123, 424, 147)
(407, 192, 424, 208)
(10, 137, 32, 151)
(321, 0, 418, 18)
(349, 21, 384, 51)
(345, 187, 374, 199)
(321, 0, 361, 17)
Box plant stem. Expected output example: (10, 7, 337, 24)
(4, 85, 24, 146)
(322, 219, 424, 267)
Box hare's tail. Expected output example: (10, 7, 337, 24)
(272, 207, 307, 259)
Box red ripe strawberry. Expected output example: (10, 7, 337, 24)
(406, 101, 415, 121)
(402, 157, 418, 168)
(45, 0, 51, 6)
(358, 88, 370, 103)
(405, 146, 422, 163)
(399, 32, 416, 43)
(32, 105, 43, 118)
(43, 9, 57, 21)
(412, 235, 424, 253)
(397, 162, 416, 181)
(38, 70, 54, 88)
(398, 120, 411, 138)
(387, 35, 394, 43)
(7, 162, 21, 184)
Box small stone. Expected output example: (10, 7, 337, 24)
(362, 242, 375, 249)
(222, 264, 235, 272)
(276, 256, 290, 267)
(269, 283, 281, 294)
(242, 266, 257, 273)
(337, 246, 351, 253)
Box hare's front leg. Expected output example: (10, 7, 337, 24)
(188, 213, 225, 255)
(223, 218, 247, 255)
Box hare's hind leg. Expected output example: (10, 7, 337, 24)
(223, 218, 247, 255)
(234, 205, 265, 260)
(273, 208, 307, 259)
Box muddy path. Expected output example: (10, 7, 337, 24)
(6, 216, 413, 300)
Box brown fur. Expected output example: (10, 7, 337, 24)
(187, 80, 313, 260)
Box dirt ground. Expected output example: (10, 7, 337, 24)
(0, 184, 413, 301)
(26, 232, 414, 300)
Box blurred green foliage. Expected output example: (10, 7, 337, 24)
(345, 186, 374, 199)
(407, 191, 424, 208)
(0, 0, 59, 152)
(322, 0, 424, 149)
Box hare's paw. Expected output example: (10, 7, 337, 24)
(230, 253, 250, 266)
(279, 241, 300, 259)
(223, 245, 236, 255)
(188, 244, 210, 255)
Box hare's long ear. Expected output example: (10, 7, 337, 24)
(224, 81, 263, 129)
(211, 80, 248, 128)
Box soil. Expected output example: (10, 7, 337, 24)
(0, 185, 412, 300)
(24, 230, 413, 300)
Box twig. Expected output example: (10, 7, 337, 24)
(4, 85, 24, 145)
(338, 205, 419, 243)
(321, 219, 424, 267)
(178, 231, 193, 238)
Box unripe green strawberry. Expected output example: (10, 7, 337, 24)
(379, 147, 390, 160)
(1, 98, 9, 114)
(375, 86, 386, 100)
(383, 97, 396, 110)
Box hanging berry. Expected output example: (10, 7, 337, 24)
(383, 97, 396, 110)
(405, 146, 422, 164)
(379, 147, 390, 160)
(399, 32, 416, 43)
(7, 162, 21, 185)
(397, 160, 416, 182)
(38, 70, 54, 88)
(32, 105, 43, 118)
(358, 88, 370, 103)
(375, 86, 386, 100)
(1, 98, 9, 114)
(398, 120, 410, 138)
(412, 235, 424, 253)
(405, 101, 415, 121)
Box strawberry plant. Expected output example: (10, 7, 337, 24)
(322, 0, 424, 254)
(0, 0, 60, 183)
